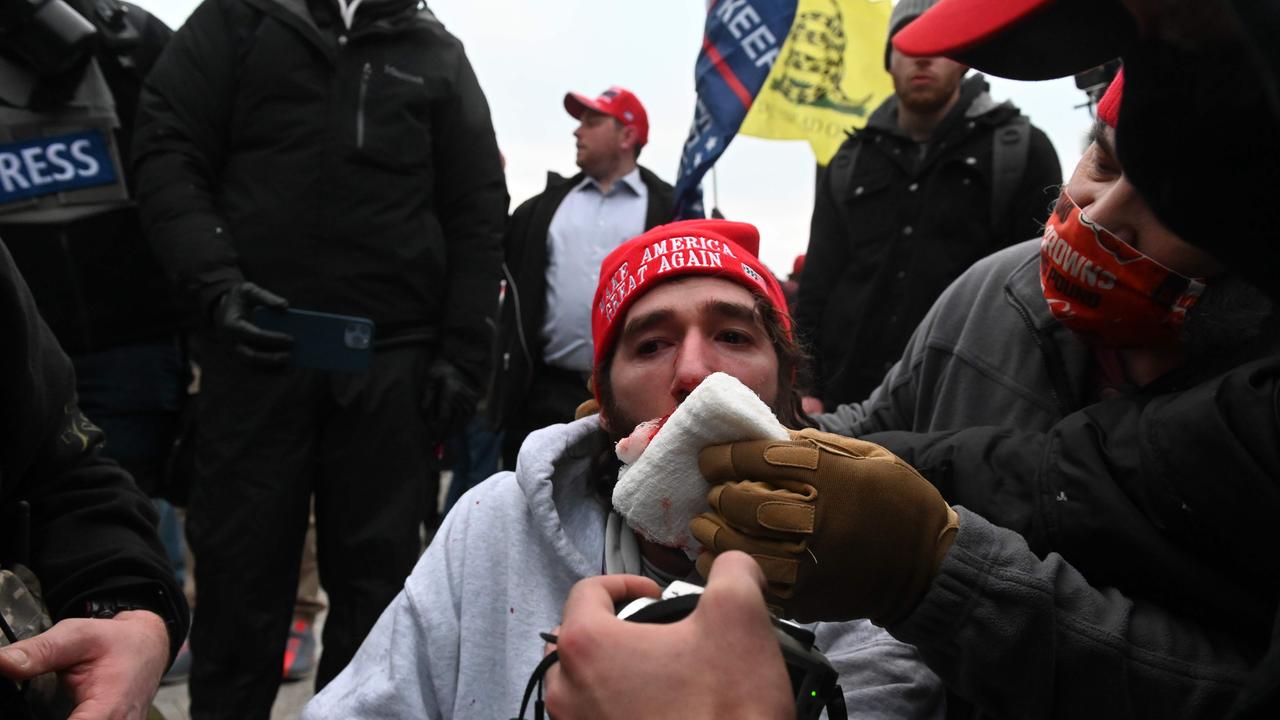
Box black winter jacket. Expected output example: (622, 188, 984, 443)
(871, 350, 1280, 717)
(796, 75, 1060, 408)
(489, 167, 673, 429)
(133, 0, 507, 378)
(0, 241, 188, 662)
(816, 239, 1279, 715)
(1114, 9, 1280, 714)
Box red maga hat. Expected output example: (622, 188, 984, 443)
(892, 0, 1138, 80)
(564, 86, 649, 146)
(1095, 69, 1123, 128)
(591, 219, 790, 374)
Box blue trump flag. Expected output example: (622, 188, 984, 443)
(674, 0, 797, 219)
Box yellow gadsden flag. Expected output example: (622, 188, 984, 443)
(740, 0, 894, 165)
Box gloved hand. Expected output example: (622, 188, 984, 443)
(692, 427, 959, 625)
(574, 375, 600, 419)
(574, 397, 600, 420)
(214, 282, 293, 368)
(421, 358, 480, 435)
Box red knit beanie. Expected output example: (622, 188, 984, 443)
(1096, 69, 1123, 129)
(591, 219, 790, 376)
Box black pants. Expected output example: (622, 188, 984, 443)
(500, 364, 592, 469)
(71, 337, 185, 496)
(187, 338, 431, 720)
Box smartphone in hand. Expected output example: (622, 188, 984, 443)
(251, 307, 375, 373)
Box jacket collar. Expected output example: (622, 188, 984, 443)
(1002, 240, 1094, 414)
(1003, 242, 1058, 332)
(243, 0, 333, 58)
(245, 0, 429, 61)
(865, 74, 1012, 138)
(547, 165, 661, 190)
(574, 168, 644, 197)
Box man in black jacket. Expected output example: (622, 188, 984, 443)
(0, 239, 188, 720)
(491, 86, 673, 468)
(699, 71, 1277, 715)
(131, 0, 506, 716)
(795, 0, 1060, 410)
(0, 0, 194, 687)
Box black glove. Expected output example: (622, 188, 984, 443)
(214, 282, 294, 368)
(421, 358, 480, 436)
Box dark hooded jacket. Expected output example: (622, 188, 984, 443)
(815, 237, 1278, 717)
(796, 75, 1060, 408)
(0, 240, 187, 663)
(872, 349, 1280, 718)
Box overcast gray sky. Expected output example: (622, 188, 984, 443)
(133, 0, 1094, 275)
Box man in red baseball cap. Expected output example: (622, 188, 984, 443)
(305, 219, 945, 718)
(490, 86, 674, 470)
(564, 86, 650, 157)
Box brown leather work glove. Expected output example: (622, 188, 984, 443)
(575, 375, 600, 419)
(574, 397, 600, 420)
(692, 427, 959, 625)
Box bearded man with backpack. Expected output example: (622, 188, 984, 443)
(795, 0, 1060, 410)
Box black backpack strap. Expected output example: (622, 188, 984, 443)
(989, 114, 1030, 239)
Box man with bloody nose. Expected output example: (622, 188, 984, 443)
(303, 219, 945, 719)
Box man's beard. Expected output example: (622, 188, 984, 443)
(601, 399, 646, 444)
(894, 80, 958, 115)
(1181, 274, 1278, 358)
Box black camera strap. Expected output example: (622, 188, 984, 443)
(514, 648, 559, 720)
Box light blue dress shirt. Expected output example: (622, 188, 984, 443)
(541, 168, 649, 373)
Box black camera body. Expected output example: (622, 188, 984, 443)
(617, 581, 847, 720)
(0, 0, 98, 78)
(1074, 58, 1123, 107)
(515, 580, 848, 720)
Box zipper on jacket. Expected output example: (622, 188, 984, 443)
(501, 261, 535, 390)
(497, 277, 510, 373)
(1004, 286, 1074, 416)
(356, 62, 371, 149)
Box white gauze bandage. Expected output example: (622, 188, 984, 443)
(611, 372, 788, 557)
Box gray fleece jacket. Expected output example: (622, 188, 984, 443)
(820, 239, 1256, 716)
(303, 416, 946, 719)
(817, 238, 1091, 437)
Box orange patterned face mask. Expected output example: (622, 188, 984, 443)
(1040, 193, 1206, 348)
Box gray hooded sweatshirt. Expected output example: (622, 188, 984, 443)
(304, 416, 945, 718)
